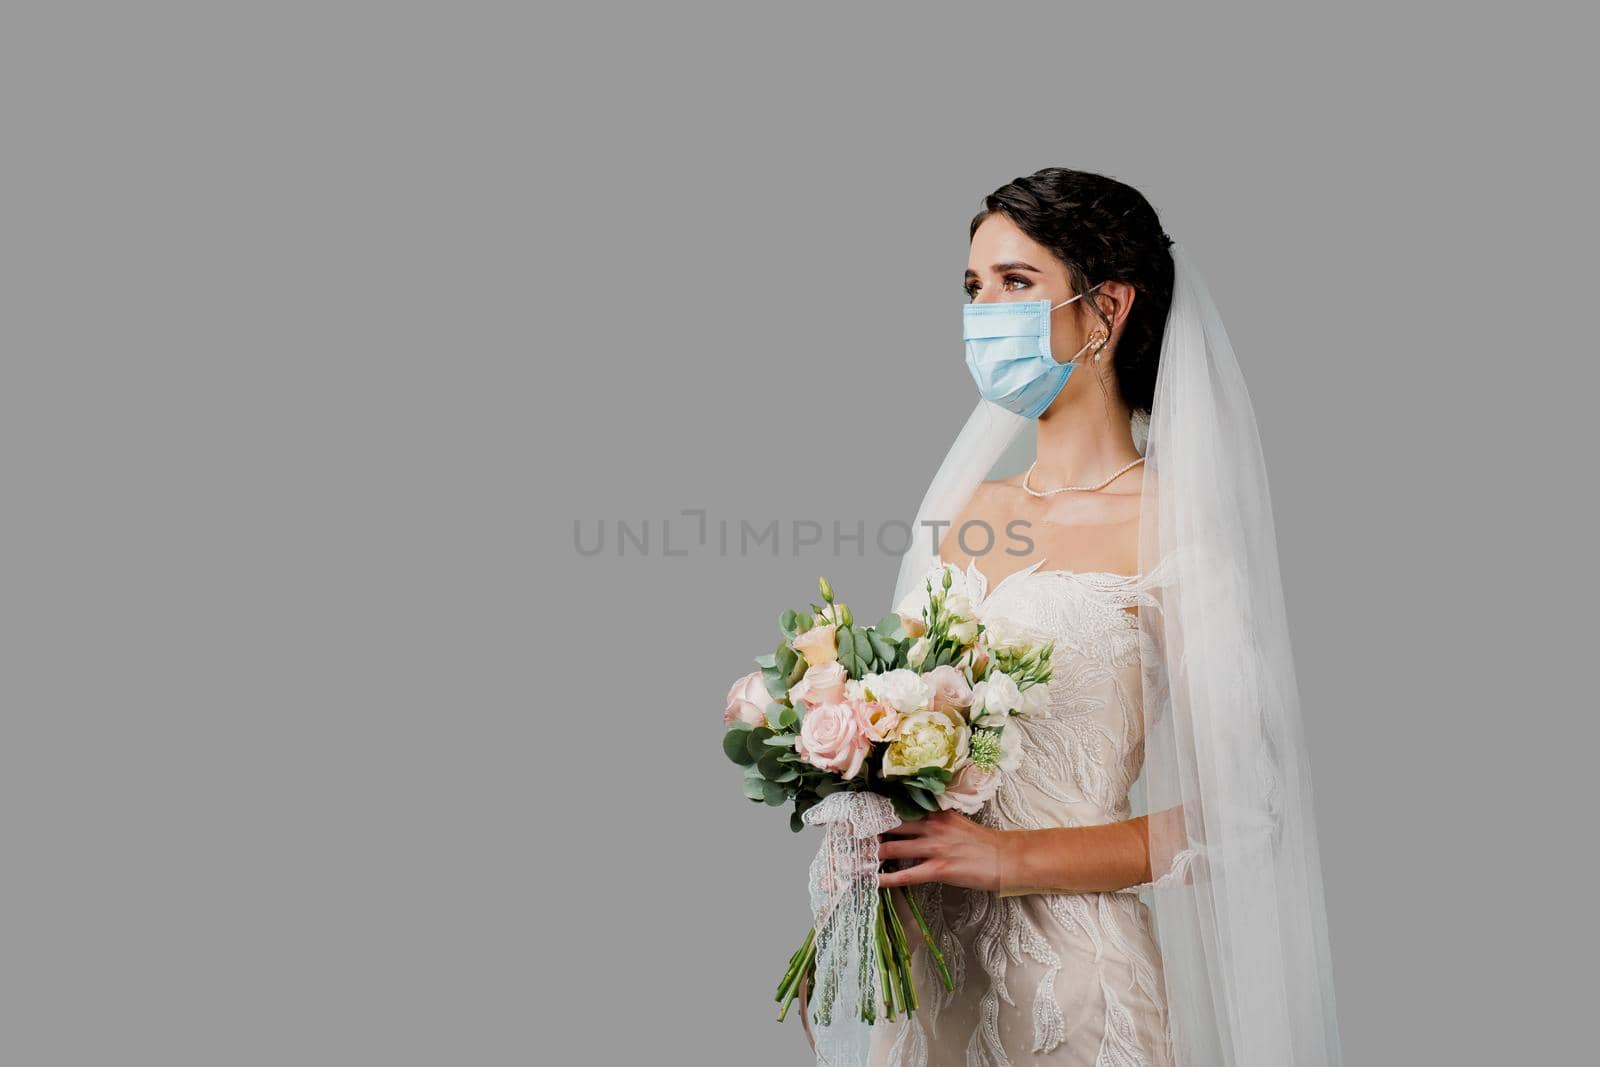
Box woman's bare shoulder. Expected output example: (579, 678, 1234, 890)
(937, 477, 1023, 560)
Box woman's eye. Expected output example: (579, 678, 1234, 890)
(963, 282, 979, 299)
(1003, 275, 1031, 292)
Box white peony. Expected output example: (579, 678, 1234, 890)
(865, 668, 933, 715)
(882, 710, 971, 777)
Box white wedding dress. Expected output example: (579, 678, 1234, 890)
(868, 556, 1177, 1067)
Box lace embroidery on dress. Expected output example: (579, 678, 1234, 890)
(871, 557, 1181, 1067)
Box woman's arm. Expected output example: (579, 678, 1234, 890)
(877, 808, 1161, 894)
(996, 817, 1151, 896)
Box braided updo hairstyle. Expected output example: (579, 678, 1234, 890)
(969, 168, 1175, 415)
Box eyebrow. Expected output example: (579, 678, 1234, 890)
(964, 261, 1042, 277)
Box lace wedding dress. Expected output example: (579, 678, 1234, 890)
(868, 556, 1177, 1067)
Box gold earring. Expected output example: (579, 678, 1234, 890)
(1090, 333, 1108, 361)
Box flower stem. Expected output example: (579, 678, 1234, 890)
(775, 925, 815, 1002)
(882, 886, 918, 1012)
(776, 928, 815, 1021)
(899, 886, 955, 992)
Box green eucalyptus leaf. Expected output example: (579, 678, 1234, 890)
(766, 703, 789, 730)
(780, 609, 798, 635)
(724, 729, 758, 765)
(905, 785, 939, 812)
(890, 793, 924, 822)
(755, 653, 778, 670)
(762, 780, 788, 806)
(875, 615, 906, 641)
(746, 727, 774, 761)
(867, 630, 896, 666)
(790, 810, 806, 833)
(763, 734, 797, 748)
(743, 775, 767, 801)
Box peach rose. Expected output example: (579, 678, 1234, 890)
(795, 701, 871, 780)
(937, 762, 1002, 815)
(924, 664, 973, 723)
(853, 699, 901, 743)
(791, 623, 839, 666)
(789, 661, 848, 708)
(723, 670, 770, 727)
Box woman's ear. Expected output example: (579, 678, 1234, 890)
(1093, 281, 1138, 346)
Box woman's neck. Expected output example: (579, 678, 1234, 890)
(1032, 385, 1140, 489)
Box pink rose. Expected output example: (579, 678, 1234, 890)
(723, 670, 770, 727)
(791, 624, 839, 666)
(795, 701, 871, 780)
(937, 762, 1001, 815)
(789, 661, 848, 708)
(853, 699, 901, 743)
(924, 665, 973, 723)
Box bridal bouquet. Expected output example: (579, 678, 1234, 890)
(720, 567, 1054, 1032)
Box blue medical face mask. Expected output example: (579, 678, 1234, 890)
(963, 282, 1104, 418)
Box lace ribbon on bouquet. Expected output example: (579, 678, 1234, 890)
(797, 791, 901, 1066)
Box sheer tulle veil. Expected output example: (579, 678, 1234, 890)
(893, 242, 1344, 1065)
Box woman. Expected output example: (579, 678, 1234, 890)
(858, 169, 1343, 1066)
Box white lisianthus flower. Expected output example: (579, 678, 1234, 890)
(978, 611, 1031, 655)
(865, 668, 933, 715)
(897, 561, 985, 630)
(1019, 682, 1052, 717)
(943, 591, 975, 620)
(995, 722, 1023, 772)
(906, 637, 931, 669)
(882, 710, 971, 777)
(970, 671, 1023, 726)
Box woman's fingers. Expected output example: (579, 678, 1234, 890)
(878, 859, 942, 888)
(877, 836, 938, 861)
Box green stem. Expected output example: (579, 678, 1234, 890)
(876, 895, 898, 1021)
(882, 886, 918, 1012)
(899, 885, 955, 992)
(775, 926, 815, 1002)
(776, 929, 815, 1022)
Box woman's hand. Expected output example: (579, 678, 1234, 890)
(876, 809, 1009, 893)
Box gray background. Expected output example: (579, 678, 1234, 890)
(5, 3, 1593, 1064)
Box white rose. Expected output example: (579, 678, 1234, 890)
(865, 668, 932, 716)
(948, 619, 979, 645)
(970, 671, 1022, 726)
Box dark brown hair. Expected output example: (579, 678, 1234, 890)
(970, 168, 1174, 414)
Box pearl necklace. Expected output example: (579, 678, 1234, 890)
(1021, 456, 1145, 496)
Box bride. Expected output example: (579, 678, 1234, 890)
(846, 169, 1343, 1066)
